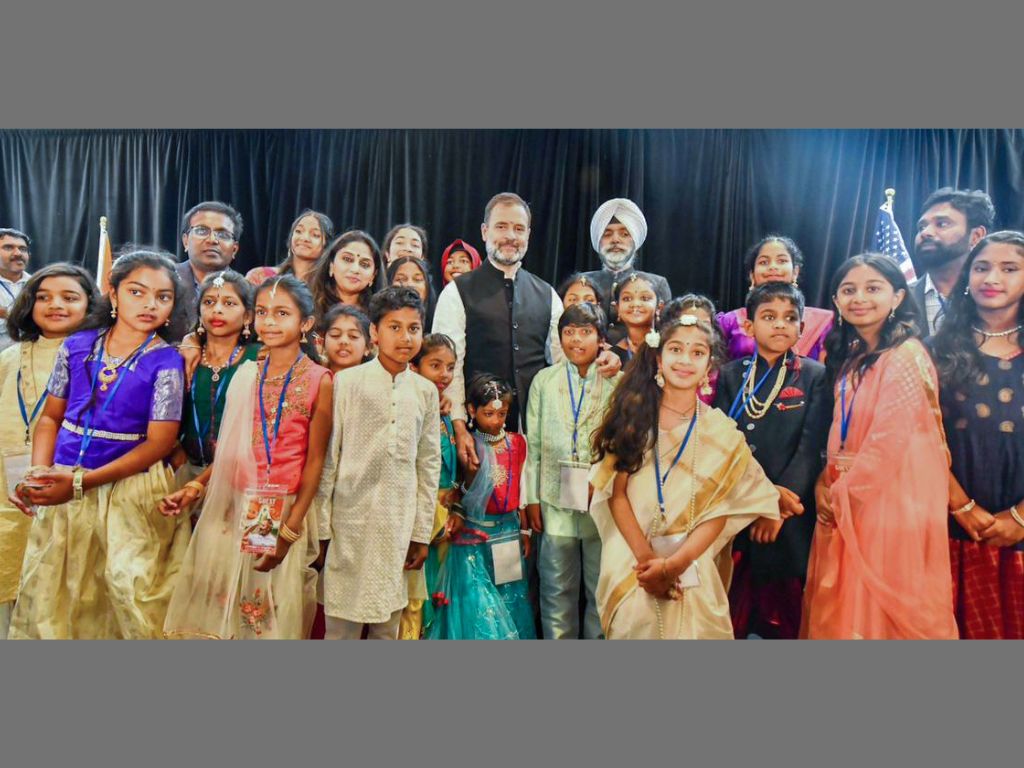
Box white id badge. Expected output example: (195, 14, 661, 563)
(826, 449, 857, 484)
(240, 484, 288, 555)
(490, 534, 524, 585)
(650, 532, 701, 588)
(558, 459, 590, 512)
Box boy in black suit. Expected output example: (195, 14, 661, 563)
(714, 282, 832, 639)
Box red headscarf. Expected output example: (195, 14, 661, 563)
(440, 239, 482, 284)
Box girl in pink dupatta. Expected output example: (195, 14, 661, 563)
(801, 254, 957, 640)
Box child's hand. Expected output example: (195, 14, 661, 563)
(526, 503, 543, 533)
(814, 473, 835, 528)
(749, 516, 784, 544)
(18, 469, 72, 506)
(404, 542, 429, 570)
(775, 485, 804, 518)
(595, 349, 622, 379)
(977, 511, 1024, 547)
(635, 558, 678, 598)
(952, 503, 996, 543)
(439, 393, 453, 417)
(159, 487, 201, 517)
(313, 540, 330, 571)
(444, 514, 464, 540)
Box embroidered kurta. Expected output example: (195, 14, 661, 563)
(525, 362, 619, 538)
(316, 358, 441, 623)
(0, 336, 63, 604)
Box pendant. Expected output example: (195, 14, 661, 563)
(98, 366, 118, 392)
(212, 371, 220, 382)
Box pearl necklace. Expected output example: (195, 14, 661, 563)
(743, 354, 788, 420)
(479, 428, 507, 444)
(973, 324, 1023, 341)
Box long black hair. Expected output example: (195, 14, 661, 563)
(254, 274, 320, 361)
(276, 209, 335, 278)
(87, 248, 188, 341)
(931, 230, 1024, 390)
(823, 253, 922, 384)
(593, 314, 719, 473)
(7, 262, 98, 343)
(386, 256, 436, 329)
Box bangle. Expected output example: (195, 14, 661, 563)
(950, 499, 976, 516)
(178, 344, 201, 351)
(279, 522, 302, 543)
(661, 559, 669, 579)
(183, 480, 206, 500)
(1009, 505, 1024, 530)
(519, 528, 532, 538)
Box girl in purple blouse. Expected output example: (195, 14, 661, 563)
(10, 250, 191, 639)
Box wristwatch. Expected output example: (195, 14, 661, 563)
(72, 468, 86, 501)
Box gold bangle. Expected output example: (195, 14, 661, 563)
(183, 480, 206, 500)
(279, 522, 301, 543)
(1009, 505, 1024, 530)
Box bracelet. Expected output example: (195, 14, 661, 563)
(662, 560, 669, 579)
(183, 480, 206, 500)
(279, 522, 302, 543)
(1009, 505, 1024, 530)
(950, 499, 976, 516)
(178, 344, 201, 351)
(519, 528, 532, 538)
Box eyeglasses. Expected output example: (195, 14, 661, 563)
(188, 225, 236, 244)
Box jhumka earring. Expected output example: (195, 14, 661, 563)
(700, 376, 712, 397)
(243, 323, 252, 339)
(197, 324, 205, 335)
(889, 306, 896, 321)
(655, 370, 665, 388)
(301, 331, 308, 343)
(110, 303, 117, 319)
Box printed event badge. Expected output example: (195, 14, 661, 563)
(826, 449, 857, 485)
(650, 532, 701, 588)
(490, 531, 524, 585)
(240, 484, 288, 555)
(558, 459, 590, 512)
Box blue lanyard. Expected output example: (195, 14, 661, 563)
(652, 407, 698, 519)
(0, 281, 15, 301)
(16, 369, 48, 444)
(258, 353, 302, 482)
(489, 434, 514, 514)
(566, 363, 587, 461)
(727, 353, 786, 420)
(75, 331, 156, 467)
(189, 345, 242, 465)
(839, 374, 858, 450)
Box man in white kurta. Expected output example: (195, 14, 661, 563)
(316, 356, 441, 638)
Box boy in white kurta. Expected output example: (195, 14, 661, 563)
(316, 288, 441, 639)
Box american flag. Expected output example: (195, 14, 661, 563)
(873, 191, 917, 282)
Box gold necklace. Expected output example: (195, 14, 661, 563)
(743, 354, 788, 420)
(97, 334, 150, 392)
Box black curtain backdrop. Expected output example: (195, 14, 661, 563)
(1, 129, 1022, 311)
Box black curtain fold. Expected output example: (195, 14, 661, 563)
(2, 128, 1021, 311)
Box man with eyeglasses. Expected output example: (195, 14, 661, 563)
(0, 228, 32, 351)
(178, 201, 243, 334)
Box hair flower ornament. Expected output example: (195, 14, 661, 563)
(645, 329, 661, 347)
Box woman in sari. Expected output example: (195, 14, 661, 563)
(590, 315, 778, 639)
(802, 254, 958, 640)
(717, 235, 833, 361)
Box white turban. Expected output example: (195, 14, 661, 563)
(590, 198, 648, 253)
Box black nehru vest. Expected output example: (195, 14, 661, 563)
(455, 260, 552, 431)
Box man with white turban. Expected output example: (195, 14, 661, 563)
(580, 198, 671, 340)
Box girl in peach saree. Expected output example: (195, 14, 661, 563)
(801, 254, 957, 640)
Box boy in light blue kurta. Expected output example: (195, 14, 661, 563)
(525, 303, 619, 639)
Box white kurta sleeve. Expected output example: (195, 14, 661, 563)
(315, 376, 344, 541)
(546, 288, 565, 365)
(412, 385, 442, 544)
(524, 372, 544, 506)
(432, 281, 469, 423)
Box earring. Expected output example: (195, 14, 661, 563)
(837, 313, 843, 326)
(197, 324, 205, 335)
(655, 370, 665, 388)
(301, 331, 308, 343)
(165, 319, 170, 327)
(243, 323, 251, 340)
(889, 306, 896, 321)
(110, 303, 117, 319)
(468, 415, 474, 429)
(964, 285, 971, 296)
(700, 377, 712, 397)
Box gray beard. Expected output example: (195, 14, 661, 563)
(486, 241, 526, 266)
(600, 247, 635, 272)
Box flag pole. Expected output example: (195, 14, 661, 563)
(883, 187, 896, 214)
(97, 216, 112, 295)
